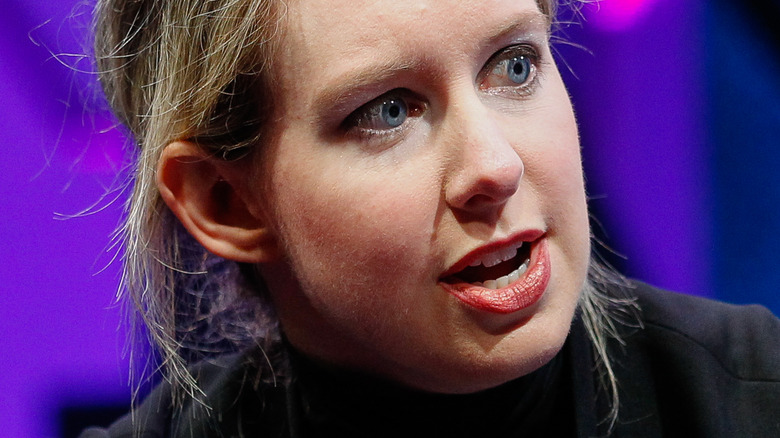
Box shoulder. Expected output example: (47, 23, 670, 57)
(627, 281, 780, 381)
(77, 379, 173, 438)
(79, 351, 285, 438)
(606, 281, 780, 436)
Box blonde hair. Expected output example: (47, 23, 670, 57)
(94, 0, 285, 404)
(94, 0, 632, 429)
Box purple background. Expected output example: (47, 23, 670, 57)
(2, 0, 778, 436)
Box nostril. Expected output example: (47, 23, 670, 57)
(448, 156, 524, 208)
(462, 193, 502, 211)
(462, 176, 521, 209)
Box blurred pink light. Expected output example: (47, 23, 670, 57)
(588, 0, 660, 31)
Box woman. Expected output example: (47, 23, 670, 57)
(83, 0, 780, 436)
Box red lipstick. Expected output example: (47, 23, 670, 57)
(440, 237, 550, 314)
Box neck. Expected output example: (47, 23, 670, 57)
(286, 340, 574, 438)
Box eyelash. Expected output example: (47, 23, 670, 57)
(479, 44, 543, 97)
(341, 89, 426, 140)
(341, 43, 544, 139)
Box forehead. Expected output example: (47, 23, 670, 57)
(275, 0, 547, 109)
(284, 0, 544, 53)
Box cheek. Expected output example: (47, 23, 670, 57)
(542, 149, 590, 265)
(268, 157, 440, 294)
(535, 144, 586, 217)
(520, 98, 590, 267)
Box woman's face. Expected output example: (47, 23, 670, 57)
(254, 0, 590, 393)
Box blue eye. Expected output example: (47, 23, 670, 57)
(380, 98, 408, 128)
(506, 55, 532, 84)
(343, 90, 424, 135)
(482, 45, 540, 94)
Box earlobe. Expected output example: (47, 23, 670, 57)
(156, 141, 281, 264)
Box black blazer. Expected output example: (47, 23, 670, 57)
(607, 283, 780, 437)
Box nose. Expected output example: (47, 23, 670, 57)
(444, 104, 524, 215)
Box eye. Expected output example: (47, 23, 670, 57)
(342, 89, 425, 135)
(501, 55, 532, 84)
(378, 98, 408, 128)
(480, 45, 541, 94)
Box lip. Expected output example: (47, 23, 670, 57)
(439, 234, 550, 314)
(439, 229, 545, 279)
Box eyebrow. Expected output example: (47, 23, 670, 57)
(486, 10, 551, 49)
(311, 10, 550, 118)
(313, 58, 421, 120)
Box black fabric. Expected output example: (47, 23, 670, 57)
(80, 282, 780, 437)
(609, 284, 780, 437)
(287, 338, 574, 438)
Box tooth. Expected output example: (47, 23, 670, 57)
(483, 279, 498, 289)
(483, 255, 502, 268)
(469, 259, 482, 267)
(473, 281, 483, 287)
(517, 259, 530, 275)
(508, 270, 520, 283)
(502, 247, 517, 263)
(496, 275, 509, 288)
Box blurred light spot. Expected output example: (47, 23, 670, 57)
(588, 0, 660, 32)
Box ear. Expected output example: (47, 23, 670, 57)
(156, 141, 281, 264)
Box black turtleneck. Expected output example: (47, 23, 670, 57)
(287, 334, 577, 438)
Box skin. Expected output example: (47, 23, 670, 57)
(238, 0, 591, 394)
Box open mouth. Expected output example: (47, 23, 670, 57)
(441, 242, 533, 290)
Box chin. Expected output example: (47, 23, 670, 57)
(404, 322, 571, 395)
